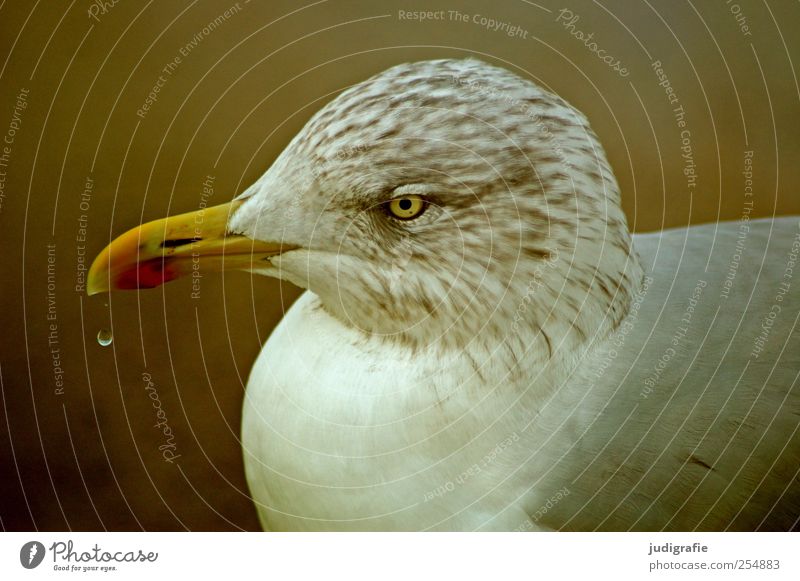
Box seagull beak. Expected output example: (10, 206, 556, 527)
(86, 200, 289, 295)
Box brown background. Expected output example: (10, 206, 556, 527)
(0, 0, 798, 530)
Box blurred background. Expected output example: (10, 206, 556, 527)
(0, 0, 798, 530)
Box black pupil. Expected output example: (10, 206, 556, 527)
(398, 198, 413, 211)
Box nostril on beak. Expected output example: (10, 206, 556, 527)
(159, 237, 202, 248)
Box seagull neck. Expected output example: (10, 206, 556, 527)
(302, 230, 646, 358)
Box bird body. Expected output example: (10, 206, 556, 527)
(88, 58, 800, 531)
(243, 217, 800, 531)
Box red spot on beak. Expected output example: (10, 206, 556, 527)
(116, 258, 179, 290)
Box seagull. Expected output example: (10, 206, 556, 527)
(87, 59, 800, 531)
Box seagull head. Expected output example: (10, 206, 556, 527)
(88, 59, 641, 353)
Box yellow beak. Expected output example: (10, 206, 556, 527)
(86, 200, 289, 295)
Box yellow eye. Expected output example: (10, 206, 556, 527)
(387, 194, 426, 220)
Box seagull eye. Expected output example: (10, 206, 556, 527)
(387, 194, 427, 220)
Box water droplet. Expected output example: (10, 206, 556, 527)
(97, 329, 113, 347)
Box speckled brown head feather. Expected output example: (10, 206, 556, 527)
(230, 59, 643, 356)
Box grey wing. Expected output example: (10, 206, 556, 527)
(549, 217, 800, 531)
